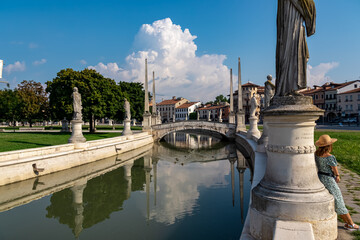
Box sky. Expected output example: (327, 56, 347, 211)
(0, 0, 359, 102)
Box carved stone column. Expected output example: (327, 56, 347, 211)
(236, 57, 246, 131)
(143, 58, 152, 131)
(249, 96, 337, 240)
(229, 68, 236, 124)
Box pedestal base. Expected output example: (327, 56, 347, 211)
(247, 116, 261, 139)
(142, 112, 152, 131)
(249, 96, 337, 240)
(229, 112, 236, 124)
(122, 119, 133, 136)
(236, 112, 246, 132)
(68, 120, 86, 146)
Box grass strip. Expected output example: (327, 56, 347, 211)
(0, 132, 122, 152)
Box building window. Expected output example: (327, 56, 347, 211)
(315, 95, 318, 99)
(321, 95, 323, 99)
(350, 95, 353, 101)
(350, 105, 353, 110)
(346, 105, 348, 110)
(355, 84, 358, 88)
(346, 96, 348, 102)
(358, 104, 360, 111)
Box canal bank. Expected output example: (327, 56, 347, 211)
(0, 132, 153, 186)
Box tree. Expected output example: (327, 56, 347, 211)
(0, 89, 21, 125)
(17, 80, 48, 127)
(46, 69, 123, 133)
(117, 81, 145, 121)
(214, 94, 229, 104)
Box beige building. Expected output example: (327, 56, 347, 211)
(156, 97, 189, 122)
(338, 88, 360, 121)
(233, 82, 265, 123)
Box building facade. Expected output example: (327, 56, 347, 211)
(156, 97, 189, 122)
(175, 102, 201, 120)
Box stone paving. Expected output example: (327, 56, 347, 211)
(337, 164, 360, 239)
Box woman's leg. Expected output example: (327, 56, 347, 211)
(340, 213, 359, 228)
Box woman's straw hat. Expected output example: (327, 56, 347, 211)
(315, 134, 337, 147)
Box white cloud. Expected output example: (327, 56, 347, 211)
(80, 59, 87, 65)
(89, 18, 230, 102)
(307, 62, 339, 87)
(33, 58, 47, 66)
(4, 61, 26, 74)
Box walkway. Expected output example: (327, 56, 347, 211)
(338, 164, 360, 240)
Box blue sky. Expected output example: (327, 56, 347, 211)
(1, 0, 359, 101)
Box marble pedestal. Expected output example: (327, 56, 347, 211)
(151, 114, 158, 126)
(249, 96, 337, 240)
(122, 119, 133, 136)
(229, 112, 236, 124)
(236, 111, 246, 132)
(68, 120, 86, 148)
(142, 112, 152, 131)
(247, 116, 261, 139)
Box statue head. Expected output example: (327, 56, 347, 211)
(73, 87, 78, 92)
(267, 75, 272, 81)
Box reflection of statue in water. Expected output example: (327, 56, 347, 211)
(72, 87, 82, 120)
(264, 75, 275, 108)
(275, 0, 316, 96)
(250, 93, 258, 117)
(124, 98, 131, 120)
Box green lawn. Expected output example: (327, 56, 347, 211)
(0, 132, 122, 152)
(314, 131, 360, 175)
(0, 125, 143, 131)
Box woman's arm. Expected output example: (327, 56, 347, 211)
(331, 166, 340, 183)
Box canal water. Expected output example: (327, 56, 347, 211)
(0, 132, 252, 240)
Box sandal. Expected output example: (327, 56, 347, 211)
(344, 223, 359, 231)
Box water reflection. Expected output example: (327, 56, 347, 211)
(0, 132, 252, 240)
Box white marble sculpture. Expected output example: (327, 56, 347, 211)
(72, 87, 82, 120)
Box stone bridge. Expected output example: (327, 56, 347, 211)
(151, 120, 236, 141)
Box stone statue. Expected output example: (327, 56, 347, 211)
(124, 98, 131, 120)
(275, 0, 316, 96)
(264, 75, 276, 108)
(250, 93, 259, 117)
(72, 87, 82, 120)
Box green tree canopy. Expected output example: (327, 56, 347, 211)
(17, 80, 48, 127)
(46, 68, 123, 132)
(0, 89, 21, 124)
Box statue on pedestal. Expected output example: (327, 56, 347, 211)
(249, 93, 259, 117)
(275, 0, 316, 96)
(265, 75, 276, 108)
(72, 87, 82, 120)
(124, 98, 131, 120)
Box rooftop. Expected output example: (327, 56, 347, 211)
(176, 102, 200, 109)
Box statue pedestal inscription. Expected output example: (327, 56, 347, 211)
(249, 96, 337, 240)
(122, 119, 133, 136)
(247, 116, 261, 139)
(68, 120, 86, 148)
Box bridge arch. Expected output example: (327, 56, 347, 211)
(151, 120, 236, 142)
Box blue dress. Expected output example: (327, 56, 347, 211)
(315, 155, 348, 215)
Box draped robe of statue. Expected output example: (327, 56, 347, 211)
(275, 0, 316, 96)
(72, 87, 82, 120)
(250, 94, 259, 117)
(124, 99, 131, 120)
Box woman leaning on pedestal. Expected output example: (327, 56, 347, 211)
(315, 134, 359, 231)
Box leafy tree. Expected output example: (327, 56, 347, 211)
(46, 69, 123, 133)
(17, 80, 48, 127)
(189, 112, 197, 120)
(118, 81, 145, 121)
(0, 89, 21, 125)
(214, 94, 229, 104)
